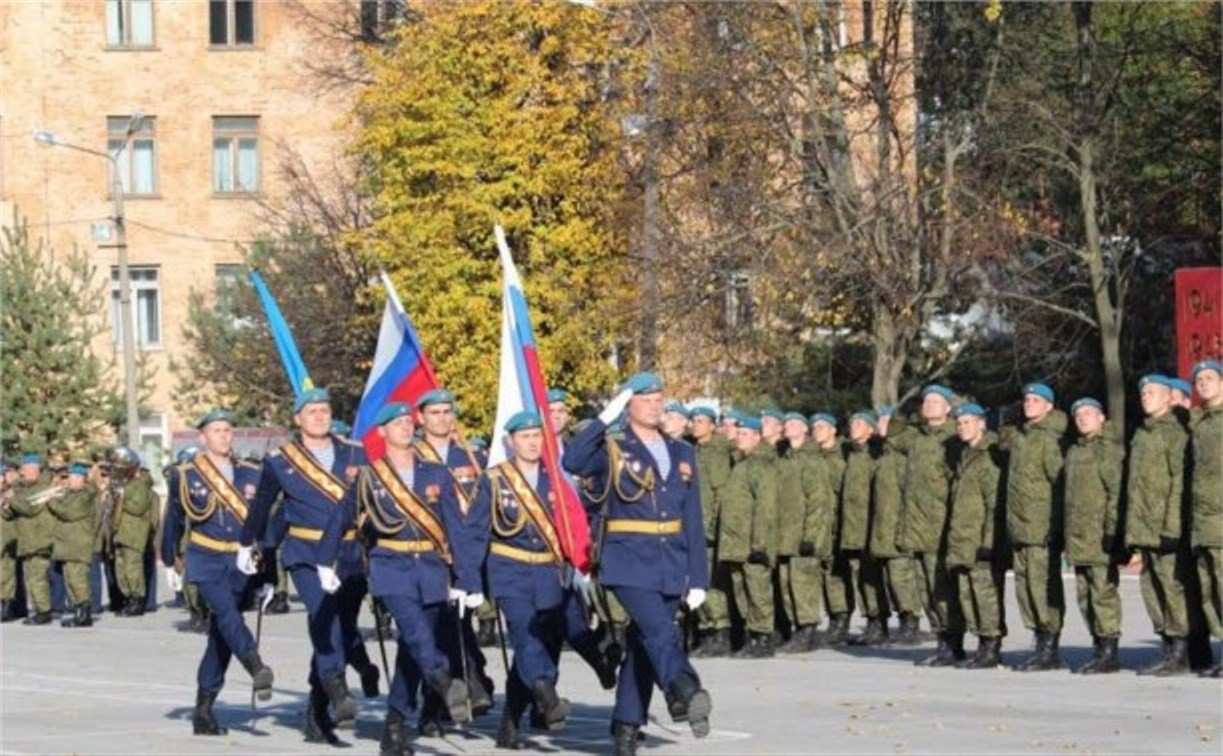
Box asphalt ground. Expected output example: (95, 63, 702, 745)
(1, 574, 1220, 756)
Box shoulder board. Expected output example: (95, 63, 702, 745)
(339, 437, 364, 448)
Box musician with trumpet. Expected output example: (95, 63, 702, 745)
(48, 462, 100, 628)
(1, 460, 19, 622)
(8, 453, 57, 625)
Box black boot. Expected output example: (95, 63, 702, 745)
(122, 600, 145, 617)
(960, 636, 1002, 669)
(194, 607, 212, 633)
(496, 714, 526, 750)
(468, 672, 494, 718)
(379, 708, 413, 756)
(892, 613, 921, 646)
(476, 618, 497, 647)
(321, 674, 357, 728)
(666, 671, 711, 738)
(824, 614, 850, 646)
(22, 610, 51, 625)
(238, 652, 274, 701)
(178, 608, 200, 633)
(1138, 634, 1172, 675)
(1188, 632, 1215, 673)
(1084, 636, 1120, 674)
(192, 688, 227, 736)
(731, 632, 775, 658)
(530, 679, 569, 731)
(303, 684, 341, 744)
(495, 677, 530, 750)
(612, 721, 641, 756)
(1152, 637, 1190, 677)
(61, 603, 92, 628)
(0, 600, 16, 623)
(572, 636, 619, 690)
(858, 617, 888, 646)
(916, 633, 950, 666)
(1018, 632, 1049, 671)
(424, 667, 471, 724)
(1076, 635, 1102, 674)
(778, 625, 815, 654)
(1023, 632, 1063, 671)
(693, 628, 731, 657)
(359, 662, 381, 698)
(267, 591, 290, 615)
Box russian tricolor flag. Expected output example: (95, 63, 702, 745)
(490, 226, 593, 573)
(352, 272, 440, 461)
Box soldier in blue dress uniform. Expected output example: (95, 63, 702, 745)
(318, 402, 479, 756)
(239, 388, 372, 742)
(563, 373, 712, 754)
(160, 409, 275, 736)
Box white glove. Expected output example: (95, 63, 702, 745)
(685, 588, 707, 611)
(448, 587, 467, 605)
(463, 592, 484, 610)
(166, 567, 182, 593)
(572, 569, 594, 606)
(236, 545, 258, 576)
(317, 565, 341, 594)
(598, 389, 633, 425)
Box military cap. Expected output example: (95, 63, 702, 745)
(738, 415, 763, 432)
(664, 400, 690, 418)
(176, 446, 200, 464)
(760, 407, 784, 421)
(375, 402, 412, 427)
(621, 372, 664, 395)
(1023, 382, 1055, 404)
(1138, 374, 1171, 390)
(108, 446, 141, 468)
(467, 436, 489, 452)
(20, 452, 43, 467)
(1192, 359, 1223, 381)
(195, 408, 234, 430)
(921, 384, 955, 401)
(294, 387, 330, 413)
(68, 462, 90, 476)
(504, 410, 543, 434)
(719, 411, 740, 426)
(1167, 377, 1193, 397)
(690, 406, 717, 421)
(546, 388, 569, 405)
(1070, 397, 1104, 415)
(953, 402, 987, 418)
(849, 410, 877, 427)
(330, 420, 352, 436)
(782, 411, 807, 424)
(416, 388, 456, 409)
(809, 412, 837, 428)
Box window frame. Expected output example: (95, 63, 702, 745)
(110, 265, 163, 349)
(104, 0, 156, 49)
(208, 0, 257, 48)
(211, 116, 261, 195)
(107, 115, 158, 197)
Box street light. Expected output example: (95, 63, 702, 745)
(33, 112, 145, 449)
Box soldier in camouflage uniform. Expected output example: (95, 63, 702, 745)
(777, 412, 830, 653)
(1063, 397, 1124, 674)
(1, 461, 18, 622)
(10, 453, 57, 624)
(108, 447, 159, 616)
(1190, 360, 1222, 677)
(810, 413, 849, 644)
(840, 411, 889, 645)
(1001, 383, 1068, 671)
(945, 403, 1006, 669)
(48, 462, 98, 628)
(1126, 374, 1192, 676)
(720, 415, 778, 658)
(896, 384, 965, 666)
(871, 409, 924, 645)
(690, 406, 735, 658)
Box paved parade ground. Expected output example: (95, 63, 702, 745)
(2, 576, 1220, 756)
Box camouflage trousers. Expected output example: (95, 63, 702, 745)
(0, 535, 16, 601)
(1198, 547, 1223, 639)
(728, 561, 774, 635)
(879, 555, 923, 615)
(59, 559, 91, 607)
(822, 555, 853, 619)
(21, 553, 51, 613)
(1013, 544, 1065, 634)
(956, 562, 1006, 639)
(114, 545, 146, 605)
(915, 550, 963, 635)
(1073, 562, 1121, 638)
(698, 547, 732, 632)
(1139, 547, 1190, 638)
(777, 556, 822, 628)
(846, 553, 889, 621)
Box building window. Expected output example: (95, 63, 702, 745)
(724, 271, 754, 331)
(108, 116, 157, 195)
(138, 413, 167, 481)
(111, 266, 161, 348)
(209, 0, 255, 46)
(214, 263, 245, 317)
(212, 117, 259, 193)
(106, 0, 154, 47)
(359, 0, 405, 41)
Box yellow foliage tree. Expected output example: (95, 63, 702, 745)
(355, 1, 632, 431)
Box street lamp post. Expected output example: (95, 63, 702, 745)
(34, 115, 144, 449)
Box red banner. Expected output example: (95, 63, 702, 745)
(1175, 267, 1223, 381)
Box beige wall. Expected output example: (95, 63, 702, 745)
(1, 0, 352, 465)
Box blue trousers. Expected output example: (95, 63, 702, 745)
(337, 574, 372, 675)
(193, 568, 257, 693)
(89, 553, 105, 612)
(500, 597, 560, 689)
(49, 561, 65, 613)
(290, 565, 346, 682)
(382, 594, 446, 719)
(611, 587, 699, 726)
(143, 546, 158, 610)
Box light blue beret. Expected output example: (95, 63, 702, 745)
(375, 402, 412, 427)
(294, 387, 330, 413)
(1192, 359, 1222, 381)
(1023, 382, 1055, 404)
(1070, 397, 1104, 415)
(953, 402, 987, 418)
(195, 408, 234, 430)
(505, 410, 543, 434)
(622, 372, 664, 395)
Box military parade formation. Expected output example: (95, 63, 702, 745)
(2, 360, 1221, 755)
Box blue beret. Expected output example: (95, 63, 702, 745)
(664, 400, 690, 418)
(1192, 359, 1223, 381)
(809, 412, 837, 427)
(953, 402, 987, 418)
(761, 407, 784, 421)
(466, 436, 489, 452)
(68, 462, 90, 476)
(374, 402, 412, 427)
(330, 420, 352, 436)
(738, 415, 763, 432)
(416, 388, 455, 409)
(921, 384, 955, 401)
(176, 446, 200, 464)
(622, 372, 664, 395)
(504, 410, 543, 434)
(195, 408, 234, 430)
(294, 387, 330, 413)
(690, 406, 717, 421)
(546, 388, 569, 404)
(1168, 378, 1193, 396)
(1070, 397, 1104, 415)
(20, 453, 43, 466)
(849, 410, 877, 427)
(783, 412, 807, 424)
(1023, 382, 1055, 404)
(1139, 374, 1171, 390)
(719, 412, 740, 426)
(877, 406, 894, 417)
